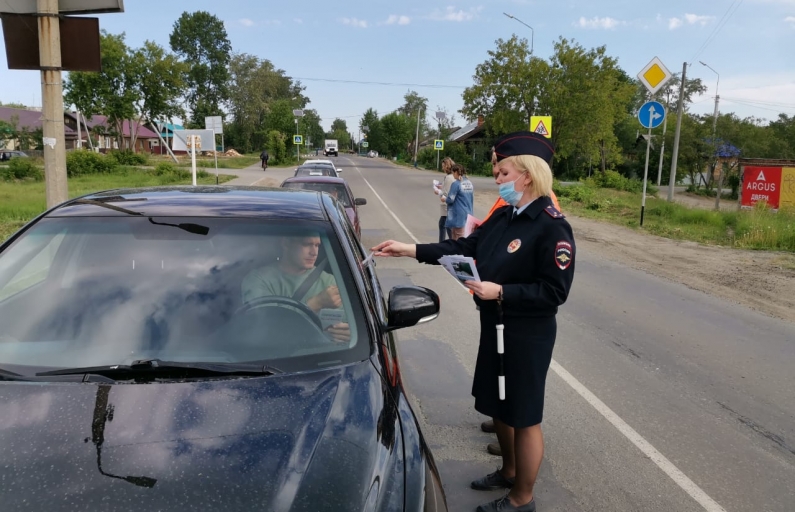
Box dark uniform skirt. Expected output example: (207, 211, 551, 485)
(472, 306, 557, 428)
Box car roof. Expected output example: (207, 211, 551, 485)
(283, 176, 347, 185)
(48, 186, 331, 220)
(304, 159, 335, 166)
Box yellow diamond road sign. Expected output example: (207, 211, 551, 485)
(637, 57, 672, 95)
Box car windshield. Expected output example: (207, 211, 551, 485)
(295, 166, 335, 177)
(283, 182, 351, 207)
(0, 217, 369, 374)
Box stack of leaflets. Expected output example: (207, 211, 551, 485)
(463, 214, 482, 237)
(438, 255, 481, 284)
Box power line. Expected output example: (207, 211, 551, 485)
(721, 97, 795, 109)
(690, 0, 745, 62)
(289, 76, 467, 89)
(721, 98, 795, 113)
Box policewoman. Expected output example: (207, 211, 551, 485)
(372, 131, 575, 512)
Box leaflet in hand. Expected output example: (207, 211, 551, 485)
(463, 214, 482, 238)
(319, 308, 346, 330)
(438, 255, 481, 283)
(432, 179, 442, 195)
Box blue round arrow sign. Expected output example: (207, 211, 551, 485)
(638, 101, 665, 129)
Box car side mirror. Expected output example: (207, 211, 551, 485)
(354, 198, 367, 206)
(385, 286, 439, 332)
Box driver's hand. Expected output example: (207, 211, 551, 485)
(308, 286, 341, 312)
(326, 323, 350, 343)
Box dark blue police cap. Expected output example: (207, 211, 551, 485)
(493, 131, 555, 164)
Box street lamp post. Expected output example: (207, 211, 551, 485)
(699, 61, 722, 209)
(435, 111, 446, 171)
(503, 12, 533, 54)
(504, 12, 535, 126)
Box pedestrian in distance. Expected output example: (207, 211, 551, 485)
(371, 131, 576, 512)
(260, 149, 269, 170)
(441, 163, 474, 241)
(434, 157, 456, 242)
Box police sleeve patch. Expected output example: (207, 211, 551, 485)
(544, 205, 565, 219)
(555, 241, 573, 270)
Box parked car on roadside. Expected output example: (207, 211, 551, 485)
(0, 150, 29, 161)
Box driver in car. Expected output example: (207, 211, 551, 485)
(241, 233, 350, 343)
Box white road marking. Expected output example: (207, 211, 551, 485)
(347, 155, 728, 512)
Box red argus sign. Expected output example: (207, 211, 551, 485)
(741, 166, 782, 209)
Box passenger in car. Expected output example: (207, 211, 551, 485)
(241, 233, 350, 342)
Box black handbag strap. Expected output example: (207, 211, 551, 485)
(292, 259, 328, 302)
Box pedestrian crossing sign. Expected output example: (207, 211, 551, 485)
(293, 135, 303, 145)
(434, 140, 444, 150)
(530, 116, 552, 138)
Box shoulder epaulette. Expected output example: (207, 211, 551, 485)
(543, 205, 565, 219)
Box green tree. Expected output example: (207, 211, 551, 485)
(379, 112, 414, 157)
(265, 99, 299, 138)
(461, 35, 550, 135)
(360, 108, 383, 153)
(226, 53, 307, 151)
(301, 110, 325, 152)
(265, 130, 287, 164)
(65, 31, 139, 150)
(169, 11, 231, 125)
(132, 40, 186, 131)
(0, 102, 27, 109)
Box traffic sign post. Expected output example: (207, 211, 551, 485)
(434, 140, 444, 150)
(293, 135, 303, 145)
(530, 116, 552, 138)
(638, 101, 666, 226)
(361, 141, 369, 148)
(637, 57, 672, 96)
(187, 135, 201, 186)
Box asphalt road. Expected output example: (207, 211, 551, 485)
(243, 155, 795, 512)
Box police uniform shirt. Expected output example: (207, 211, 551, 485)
(416, 195, 575, 318)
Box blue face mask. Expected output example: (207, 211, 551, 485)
(499, 177, 524, 206)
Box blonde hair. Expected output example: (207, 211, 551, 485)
(441, 157, 454, 172)
(501, 155, 553, 197)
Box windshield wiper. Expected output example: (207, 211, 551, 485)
(36, 359, 282, 380)
(0, 367, 26, 381)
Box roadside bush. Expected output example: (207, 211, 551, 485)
(265, 130, 287, 165)
(66, 150, 117, 177)
(107, 150, 148, 166)
(554, 183, 595, 203)
(152, 162, 210, 181)
(588, 169, 657, 195)
(1, 157, 43, 181)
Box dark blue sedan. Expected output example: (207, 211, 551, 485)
(0, 186, 448, 511)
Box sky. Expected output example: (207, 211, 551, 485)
(1, 0, 794, 132)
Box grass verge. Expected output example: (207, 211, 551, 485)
(554, 183, 795, 252)
(1, 167, 235, 242)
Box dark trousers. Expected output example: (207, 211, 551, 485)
(438, 216, 452, 243)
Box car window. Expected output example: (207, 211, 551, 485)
(0, 229, 66, 302)
(295, 167, 335, 177)
(283, 182, 351, 207)
(0, 217, 370, 373)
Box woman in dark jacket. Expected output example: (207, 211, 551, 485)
(372, 131, 575, 512)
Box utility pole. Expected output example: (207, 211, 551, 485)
(700, 61, 722, 210)
(655, 114, 668, 186)
(413, 107, 423, 168)
(667, 62, 687, 202)
(38, 0, 68, 207)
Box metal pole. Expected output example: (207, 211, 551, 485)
(145, 115, 178, 163)
(713, 94, 724, 210)
(414, 107, 422, 168)
(295, 119, 299, 163)
(667, 62, 687, 202)
(213, 133, 218, 185)
(38, 0, 68, 207)
(190, 136, 197, 186)
(641, 124, 652, 226)
(83, 113, 94, 151)
(656, 114, 668, 186)
(76, 110, 82, 149)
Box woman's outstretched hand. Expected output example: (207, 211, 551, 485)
(371, 240, 416, 258)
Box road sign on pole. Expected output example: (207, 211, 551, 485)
(638, 101, 665, 129)
(637, 56, 673, 95)
(637, 101, 665, 226)
(293, 135, 303, 145)
(434, 140, 444, 150)
(361, 141, 369, 148)
(530, 116, 552, 138)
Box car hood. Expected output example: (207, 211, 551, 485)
(0, 362, 399, 511)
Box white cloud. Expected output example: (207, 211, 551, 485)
(385, 14, 411, 25)
(786, 16, 795, 26)
(668, 17, 683, 30)
(294, 18, 303, 24)
(339, 17, 368, 28)
(575, 16, 623, 29)
(428, 6, 483, 22)
(684, 13, 714, 25)
(238, 18, 255, 27)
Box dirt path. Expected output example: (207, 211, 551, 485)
(474, 191, 795, 324)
